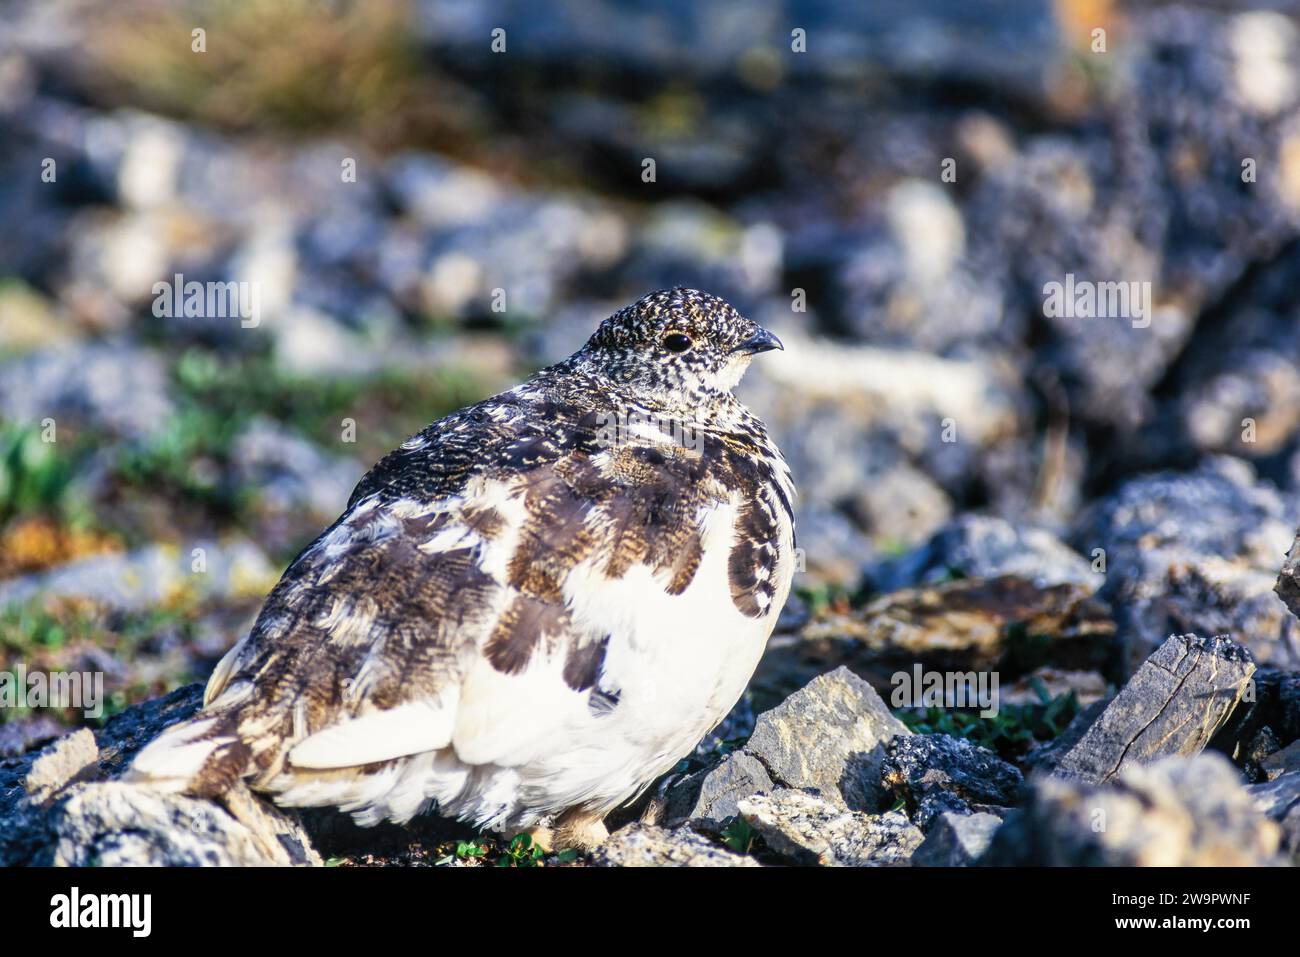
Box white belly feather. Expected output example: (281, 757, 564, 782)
(263, 490, 794, 830)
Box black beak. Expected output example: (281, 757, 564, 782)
(735, 327, 784, 356)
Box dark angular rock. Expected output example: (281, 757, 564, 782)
(881, 734, 1024, 824)
(1261, 740, 1300, 782)
(1248, 770, 1300, 862)
(1279, 526, 1300, 621)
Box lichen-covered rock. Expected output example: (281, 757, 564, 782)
(0, 684, 318, 867)
(46, 781, 321, 866)
(1051, 633, 1255, 785)
(23, 728, 98, 807)
(743, 667, 910, 811)
(881, 734, 1023, 825)
(982, 753, 1282, 866)
(589, 824, 757, 868)
(738, 788, 922, 867)
(912, 811, 1002, 867)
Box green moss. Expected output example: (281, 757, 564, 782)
(895, 680, 1085, 762)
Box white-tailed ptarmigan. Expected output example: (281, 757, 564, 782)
(128, 288, 796, 849)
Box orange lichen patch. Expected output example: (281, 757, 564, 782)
(1054, 0, 1123, 47)
(0, 517, 123, 578)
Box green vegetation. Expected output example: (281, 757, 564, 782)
(793, 580, 863, 616)
(720, 815, 755, 855)
(895, 680, 1085, 761)
(0, 597, 206, 726)
(112, 348, 488, 530)
(496, 833, 545, 867)
(0, 421, 86, 527)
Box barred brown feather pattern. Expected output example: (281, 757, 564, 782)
(130, 288, 796, 828)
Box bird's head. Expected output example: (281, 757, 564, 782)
(575, 288, 783, 412)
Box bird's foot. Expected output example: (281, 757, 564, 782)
(552, 808, 610, 852)
(524, 823, 555, 853)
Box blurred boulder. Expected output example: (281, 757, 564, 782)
(0, 540, 276, 611)
(1073, 457, 1299, 673)
(868, 514, 1097, 594)
(981, 752, 1282, 866)
(0, 341, 174, 442)
(778, 576, 1115, 693)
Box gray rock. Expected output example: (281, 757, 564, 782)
(1249, 770, 1300, 861)
(912, 811, 1002, 866)
(0, 540, 277, 612)
(982, 753, 1282, 866)
(881, 734, 1023, 824)
(744, 666, 910, 811)
(231, 417, 365, 524)
(590, 824, 757, 868)
(0, 714, 65, 759)
(0, 684, 318, 866)
(1260, 740, 1300, 782)
(870, 514, 1098, 594)
(1052, 633, 1255, 785)
(1072, 457, 1299, 673)
(737, 788, 922, 867)
(1250, 769, 1300, 822)
(0, 340, 174, 442)
(662, 751, 772, 832)
(1023, 697, 1110, 774)
(24, 728, 98, 807)
(1278, 525, 1300, 621)
(47, 781, 321, 867)
(689, 695, 755, 762)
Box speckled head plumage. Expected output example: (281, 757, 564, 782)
(571, 288, 783, 412)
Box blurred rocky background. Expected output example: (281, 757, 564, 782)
(2, 0, 1300, 865)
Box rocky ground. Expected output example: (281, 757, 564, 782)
(3, 0, 1300, 865)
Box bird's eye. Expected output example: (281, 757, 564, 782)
(662, 333, 693, 353)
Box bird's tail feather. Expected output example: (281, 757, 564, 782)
(124, 709, 255, 798)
